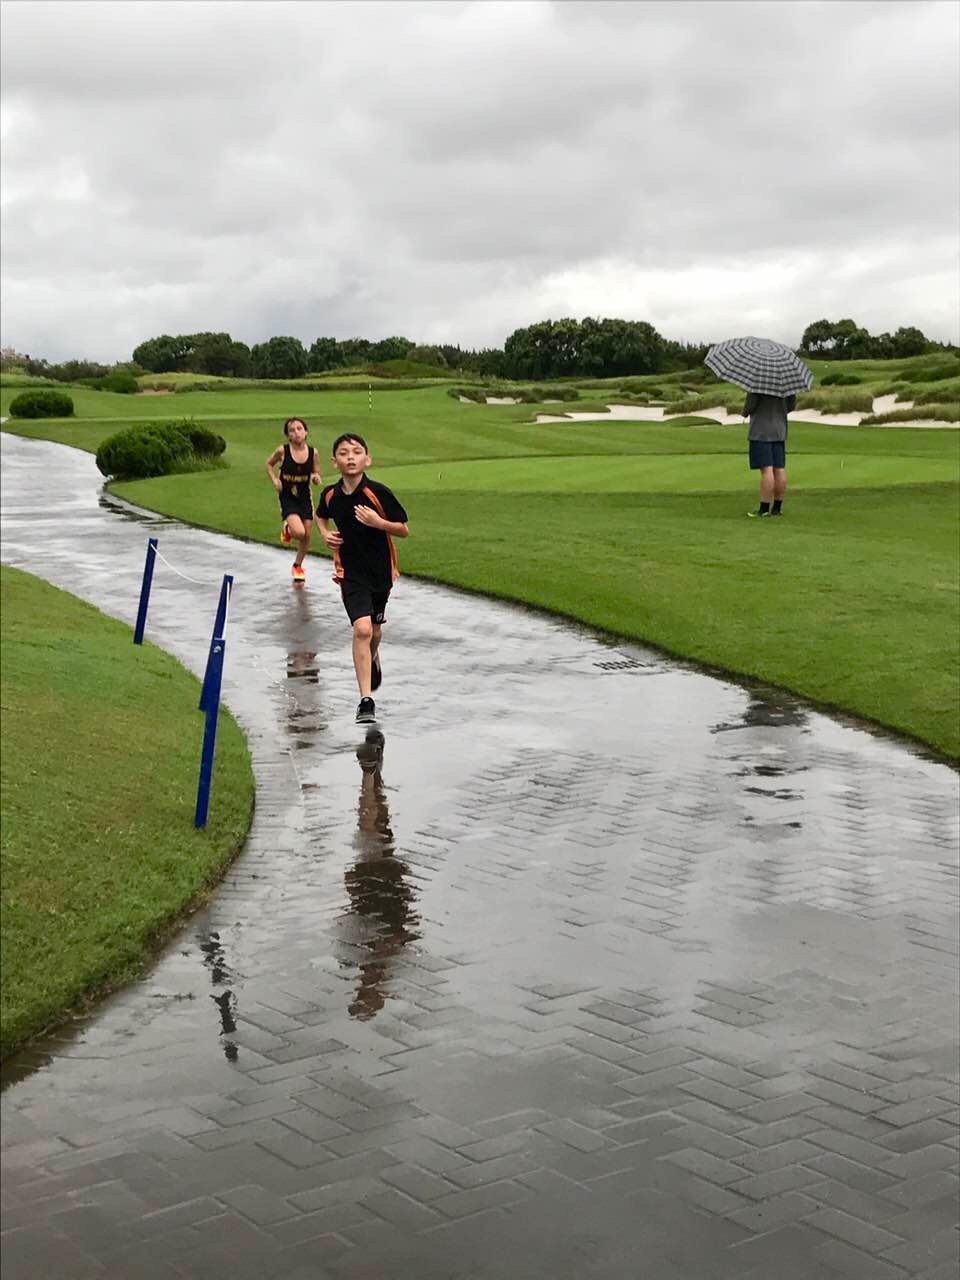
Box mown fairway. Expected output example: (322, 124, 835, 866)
(0, 567, 255, 1055)
(4, 385, 958, 755)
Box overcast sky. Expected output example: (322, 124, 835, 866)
(2, 0, 958, 363)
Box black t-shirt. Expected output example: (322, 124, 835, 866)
(317, 476, 407, 591)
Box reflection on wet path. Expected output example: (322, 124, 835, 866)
(338, 730, 420, 1020)
(1, 433, 957, 1280)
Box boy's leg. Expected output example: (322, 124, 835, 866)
(773, 468, 787, 500)
(352, 616, 374, 696)
(759, 467, 775, 505)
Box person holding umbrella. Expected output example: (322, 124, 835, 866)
(705, 337, 814, 518)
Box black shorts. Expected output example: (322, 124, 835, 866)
(280, 497, 313, 524)
(341, 581, 391, 625)
(749, 440, 786, 470)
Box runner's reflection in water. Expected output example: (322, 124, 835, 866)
(341, 730, 419, 1020)
(199, 931, 239, 1062)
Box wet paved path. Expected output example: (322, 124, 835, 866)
(1, 432, 958, 1280)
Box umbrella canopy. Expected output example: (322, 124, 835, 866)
(705, 336, 814, 396)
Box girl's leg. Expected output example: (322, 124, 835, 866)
(286, 515, 310, 567)
(352, 617, 374, 696)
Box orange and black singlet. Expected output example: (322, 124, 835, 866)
(280, 444, 315, 515)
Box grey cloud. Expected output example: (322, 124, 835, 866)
(1, 0, 957, 362)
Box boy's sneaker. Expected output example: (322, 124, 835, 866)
(292, 564, 305, 582)
(356, 729, 384, 773)
(371, 654, 382, 692)
(356, 697, 376, 724)
(747, 510, 770, 518)
(281, 522, 292, 545)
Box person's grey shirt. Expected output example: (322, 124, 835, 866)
(743, 393, 796, 442)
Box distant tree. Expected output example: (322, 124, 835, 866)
(307, 337, 345, 372)
(408, 344, 447, 367)
(132, 334, 193, 372)
(478, 347, 506, 377)
(49, 359, 110, 382)
(890, 326, 928, 358)
(800, 319, 836, 356)
(187, 332, 251, 377)
(438, 344, 466, 369)
(250, 335, 308, 379)
(504, 317, 665, 379)
(337, 338, 374, 366)
(370, 336, 415, 362)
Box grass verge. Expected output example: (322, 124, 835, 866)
(0, 566, 255, 1057)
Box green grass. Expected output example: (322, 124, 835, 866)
(0, 566, 255, 1056)
(4, 374, 959, 757)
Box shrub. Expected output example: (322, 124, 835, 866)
(860, 403, 959, 425)
(914, 381, 960, 406)
(365, 359, 459, 379)
(182, 422, 226, 456)
(95, 420, 226, 480)
(521, 386, 579, 402)
(0, 373, 60, 388)
(100, 370, 141, 394)
(795, 389, 874, 413)
(821, 373, 862, 386)
(899, 362, 960, 384)
(8, 389, 75, 418)
(448, 386, 486, 402)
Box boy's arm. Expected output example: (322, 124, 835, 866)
(314, 515, 343, 548)
(266, 447, 283, 490)
(354, 507, 409, 538)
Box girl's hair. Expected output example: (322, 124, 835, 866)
(283, 417, 307, 436)
(332, 432, 368, 453)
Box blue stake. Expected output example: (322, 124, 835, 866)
(133, 538, 158, 645)
(195, 638, 226, 829)
(199, 575, 233, 711)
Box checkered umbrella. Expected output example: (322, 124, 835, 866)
(704, 336, 814, 396)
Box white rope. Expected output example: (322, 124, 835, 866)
(151, 545, 208, 586)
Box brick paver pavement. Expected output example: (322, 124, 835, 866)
(1, 433, 958, 1279)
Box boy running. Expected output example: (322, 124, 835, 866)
(315, 434, 409, 723)
(266, 417, 321, 582)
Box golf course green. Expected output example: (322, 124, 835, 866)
(3, 375, 958, 757)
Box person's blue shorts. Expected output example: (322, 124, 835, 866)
(749, 440, 786, 470)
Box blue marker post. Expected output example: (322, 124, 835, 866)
(199, 575, 233, 712)
(133, 538, 158, 645)
(195, 575, 232, 828)
(195, 637, 226, 829)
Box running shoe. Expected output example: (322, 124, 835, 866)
(281, 522, 293, 545)
(292, 564, 305, 582)
(746, 510, 770, 519)
(371, 654, 382, 692)
(356, 697, 376, 724)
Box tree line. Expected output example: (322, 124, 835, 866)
(3, 317, 954, 385)
(798, 319, 952, 361)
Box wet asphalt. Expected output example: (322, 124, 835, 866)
(1, 432, 958, 1279)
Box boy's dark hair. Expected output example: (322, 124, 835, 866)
(283, 417, 307, 436)
(332, 432, 368, 454)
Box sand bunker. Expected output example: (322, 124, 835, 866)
(535, 396, 955, 430)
